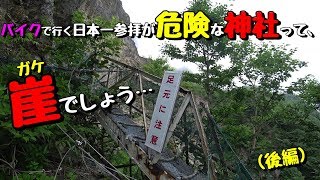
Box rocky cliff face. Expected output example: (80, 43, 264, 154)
(0, 0, 147, 67)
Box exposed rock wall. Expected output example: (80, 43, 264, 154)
(0, 0, 146, 67)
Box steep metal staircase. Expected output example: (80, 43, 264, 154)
(90, 57, 252, 180)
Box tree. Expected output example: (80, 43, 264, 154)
(0, 11, 139, 179)
(162, 0, 234, 98)
(288, 75, 320, 111)
(213, 40, 316, 179)
(159, 1, 319, 178)
(143, 57, 173, 77)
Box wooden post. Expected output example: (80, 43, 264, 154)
(183, 112, 189, 165)
(106, 71, 110, 88)
(190, 92, 217, 180)
(202, 103, 227, 172)
(129, 158, 132, 177)
(139, 73, 148, 136)
(164, 94, 191, 146)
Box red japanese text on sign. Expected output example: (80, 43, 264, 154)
(162, 89, 171, 98)
(159, 105, 166, 113)
(145, 71, 182, 152)
(166, 75, 175, 84)
(150, 135, 159, 145)
(154, 120, 163, 129)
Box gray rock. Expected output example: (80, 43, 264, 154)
(0, 0, 147, 67)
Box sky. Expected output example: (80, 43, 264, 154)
(121, 0, 320, 84)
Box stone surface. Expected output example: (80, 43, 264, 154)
(0, 0, 147, 67)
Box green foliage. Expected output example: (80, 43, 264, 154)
(0, 32, 40, 61)
(0, 11, 132, 179)
(110, 150, 142, 179)
(181, 81, 206, 95)
(288, 75, 320, 109)
(206, 40, 318, 179)
(143, 58, 207, 95)
(143, 57, 174, 77)
(281, 167, 304, 180)
(230, 41, 306, 92)
(159, 1, 319, 179)
(162, 1, 233, 93)
(181, 71, 206, 95)
(66, 171, 77, 180)
(18, 173, 54, 180)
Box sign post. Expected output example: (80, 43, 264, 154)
(145, 71, 183, 152)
